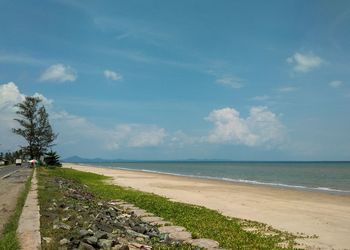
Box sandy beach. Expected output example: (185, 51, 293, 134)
(64, 163, 350, 250)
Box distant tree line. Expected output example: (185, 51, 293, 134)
(0, 150, 24, 164)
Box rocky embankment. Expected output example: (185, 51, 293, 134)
(40, 175, 220, 250)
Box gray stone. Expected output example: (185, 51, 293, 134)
(158, 226, 186, 234)
(84, 236, 98, 245)
(150, 220, 172, 226)
(169, 231, 192, 241)
(79, 229, 92, 238)
(42, 237, 52, 243)
(59, 238, 69, 245)
(126, 229, 150, 240)
(186, 238, 220, 249)
(53, 222, 71, 230)
(78, 242, 95, 250)
(98, 239, 113, 249)
(140, 216, 163, 223)
(95, 231, 108, 240)
(130, 209, 153, 217)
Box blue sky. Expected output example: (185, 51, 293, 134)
(1, 0, 350, 160)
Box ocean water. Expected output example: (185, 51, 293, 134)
(86, 161, 350, 194)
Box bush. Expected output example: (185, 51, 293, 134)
(44, 150, 61, 167)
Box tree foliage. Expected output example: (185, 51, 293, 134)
(44, 150, 61, 166)
(12, 96, 57, 159)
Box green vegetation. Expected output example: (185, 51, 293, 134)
(12, 96, 57, 159)
(44, 150, 62, 167)
(38, 168, 195, 250)
(45, 167, 303, 249)
(0, 170, 33, 250)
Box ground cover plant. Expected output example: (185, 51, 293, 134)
(0, 171, 33, 250)
(38, 168, 195, 250)
(45, 167, 305, 250)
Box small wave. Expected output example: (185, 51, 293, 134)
(80, 163, 350, 194)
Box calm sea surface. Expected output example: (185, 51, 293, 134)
(84, 161, 350, 194)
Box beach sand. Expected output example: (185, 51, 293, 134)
(64, 163, 350, 249)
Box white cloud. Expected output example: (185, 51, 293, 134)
(287, 52, 323, 72)
(103, 70, 123, 81)
(329, 80, 343, 88)
(216, 76, 244, 89)
(32, 93, 53, 106)
(118, 124, 166, 147)
(278, 86, 297, 92)
(251, 95, 270, 101)
(0, 82, 26, 151)
(206, 106, 285, 147)
(0, 82, 167, 155)
(39, 64, 77, 82)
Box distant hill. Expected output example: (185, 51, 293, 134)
(62, 156, 237, 163)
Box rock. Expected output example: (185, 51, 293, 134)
(140, 217, 163, 223)
(98, 239, 114, 249)
(96, 223, 113, 233)
(132, 225, 147, 234)
(79, 229, 93, 238)
(53, 222, 71, 230)
(168, 231, 192, 242)
(62, 215, 71, 222)
(186, 238, 220, 249)
(126, 229, 150, 240)
(42, 237, 52, 243)
(84, 236, 98, 246)
(150, 220, 171, 226)
(158, 226, 186, 234)
(60, 238, 69, 245)
(78, 242, 96, 250)
(128, 243, 152, 250)
(95, 231, 108, 240)
(119, 245, 129, 250)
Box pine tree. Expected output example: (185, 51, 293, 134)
(12, 96, 57, 159)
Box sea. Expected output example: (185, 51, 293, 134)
(83, 161, 350, 195)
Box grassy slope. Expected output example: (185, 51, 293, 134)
(0, 170, 33, 250)
(47, 167, 302, 250)
(38, 168, 195, 250)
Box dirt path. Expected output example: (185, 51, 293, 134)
(0, 168, 32, 236)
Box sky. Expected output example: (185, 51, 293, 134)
(1, 0, 350, 160)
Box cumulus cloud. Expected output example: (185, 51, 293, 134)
(287, 52, 323, 72)
(206, 106, 285, 147)
(0, 82, 26, 151)
(39, 64, 77, 82)
(112, 124, 166, 148)
(216, 76, 244, 89)
(0, 82, 167, 155)
(329, 80, 343, 88)
(104, 70, 123, 81)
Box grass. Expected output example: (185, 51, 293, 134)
(43, 167, 303, 250)
(38, 168, 196, 250)
(0, 170, 33, 250)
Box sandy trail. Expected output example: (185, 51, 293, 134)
(64, 163, 350, 250)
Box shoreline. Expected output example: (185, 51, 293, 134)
(64, 163, 350, 250)
(78, 163, 350, 195)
